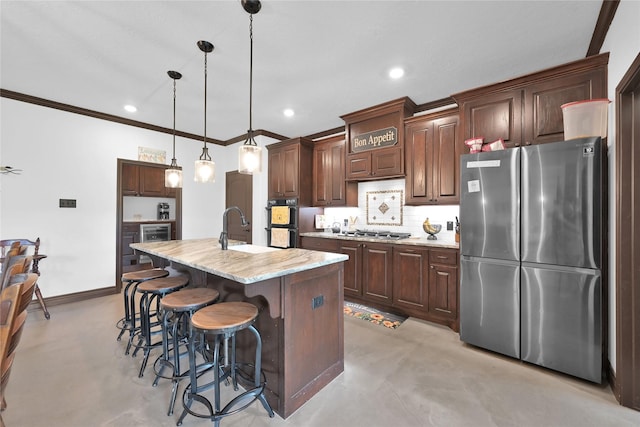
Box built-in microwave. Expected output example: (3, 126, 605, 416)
(139, 223, 171, 264)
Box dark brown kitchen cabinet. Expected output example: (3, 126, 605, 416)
(300, 236, 339, 252)
(405, 109, 460, 205)
(452, 53, 608, 153)
(427, 249, 458, 330)
(121, 223, 140, 273)
(340, 240, 363, 298)
(342, 97, 416, 181)
(361, 242, 393, 304)
(267, 137, 314, 205)
(312, 136, 357, 207)
(121, 163, 176, 197)
(392, 246, 429, 312)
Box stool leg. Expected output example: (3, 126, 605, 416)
(249, 325, 274, 417)
(137, 292, 154, 377)
(153, 308, 172, 387)
(126, 282, 141, 355)
(116, 280, 133, 342)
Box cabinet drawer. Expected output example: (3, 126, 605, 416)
(429, 249, 457, 265)
(300, 236, 339, 252)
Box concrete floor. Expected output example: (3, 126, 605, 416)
(3, 293, 639, 427)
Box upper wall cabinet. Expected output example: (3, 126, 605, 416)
(121, 162, 177, 198)
(341, 97, 416, 181)
(267, 137, 314, 205)
(312, 135, 358, 207)
(452, 53, 608, 151)
(405, 109, 460, 205)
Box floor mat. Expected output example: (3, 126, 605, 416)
(343, 301, 407, 329)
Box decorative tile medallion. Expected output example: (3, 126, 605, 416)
(366, 189, 403, 226)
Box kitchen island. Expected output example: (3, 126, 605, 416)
(130, 238, 348, 419)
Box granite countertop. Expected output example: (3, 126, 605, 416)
(300, 232, 459, 250)
(130, 238, 348, 284)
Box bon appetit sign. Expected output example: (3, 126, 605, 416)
(351, 127, 398, 152)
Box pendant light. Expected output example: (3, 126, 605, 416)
(238, 0, 263, 175)
(194, 40, 216, 183)
(165, 70, 183, 188)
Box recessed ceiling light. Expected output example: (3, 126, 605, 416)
(124, 105, 137, 113)
(389, 67, 405, 79)
(283, 108, 295, 117)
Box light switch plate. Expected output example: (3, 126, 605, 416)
(59, 199, 77, 208)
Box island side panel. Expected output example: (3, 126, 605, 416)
(281, 262, 345, 418)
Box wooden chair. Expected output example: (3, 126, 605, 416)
(0, 238, 49, 319)
(0, 273, 37, 416)
(0, 282, 22, 427)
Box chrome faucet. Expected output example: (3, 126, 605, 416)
(219, 206, 249, 250)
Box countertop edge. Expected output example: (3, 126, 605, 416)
(130, 240, 348, 284)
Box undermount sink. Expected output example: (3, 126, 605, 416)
(227, 244, 281, 254)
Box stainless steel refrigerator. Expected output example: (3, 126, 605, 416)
(459, 137, 603, 383)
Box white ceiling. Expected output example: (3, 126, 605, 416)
(0, 1, 603, 144)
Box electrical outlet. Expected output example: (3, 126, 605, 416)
(312, 295, 324, 309)
(59, 198, 77, 208)
(447, 221, 454, 230)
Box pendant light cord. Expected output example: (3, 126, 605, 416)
(248, 13, 254, 139)
(172, 78, 177, 164)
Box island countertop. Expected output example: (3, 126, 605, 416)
(130, 238, 348, 284)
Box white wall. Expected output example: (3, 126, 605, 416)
(0, 98, 270, 297)
(600, 0, 640, 374)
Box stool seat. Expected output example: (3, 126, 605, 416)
(160, 288, 220, 312)
(191, 302, 258, 333)
(122, 268, 169, 282)
(137, 275, 189, 294)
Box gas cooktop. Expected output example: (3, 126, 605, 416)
(343, 229, 412, 240)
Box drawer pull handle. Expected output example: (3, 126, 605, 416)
(437, 256, 448, 259)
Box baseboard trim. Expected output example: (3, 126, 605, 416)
(28, 286, 118, 313)
(607, 359, 620, 403)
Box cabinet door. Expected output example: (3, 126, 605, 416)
(139, 166, 166, 197)
(282, 145, 300, 197)
(340, 241, 362, 297)
(405, 118, 435, 204)
(463, 89, 523, 150)
(362, 242, 393, 304)
(523, 69, 606, 145)
(392, 246, 429, 311)
(121, 164, 140, 196)
(428, 263, 458, 321)
(371, 147, 403, 178)
(432, 115, 460, 204)
(268, 149, 285, 198)
(313, 143, 331, 205)
(346, 152, 371, 180)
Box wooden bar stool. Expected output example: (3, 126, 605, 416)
(153, 287, 220, 416)
(117, 268, 170, 354)
(177, 301, 274, 426)
(133, 274, 189, 378)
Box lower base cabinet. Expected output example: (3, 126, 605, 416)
(301, 236, 459, 331)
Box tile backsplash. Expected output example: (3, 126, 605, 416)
(324, 178, 459, 243)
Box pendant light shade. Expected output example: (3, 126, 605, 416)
(165, 70, 183, 188)
(194, 40, 216, 183)
(238, 1, 262, 175)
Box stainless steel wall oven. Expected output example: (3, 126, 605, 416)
(266, 198, 298, 248)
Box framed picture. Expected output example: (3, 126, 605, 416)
(366, 190, 403, 226)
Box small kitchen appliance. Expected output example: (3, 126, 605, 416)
(157, 202, 170, 220)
